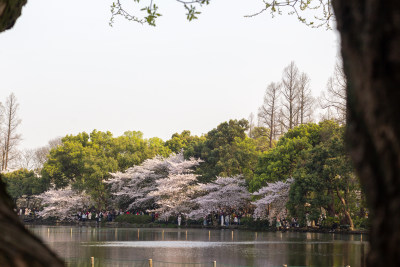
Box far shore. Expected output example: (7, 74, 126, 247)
(24, 220, 369, 235)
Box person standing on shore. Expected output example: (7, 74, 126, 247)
(225, 214, 230, 226)
(276, 217, 281, 230)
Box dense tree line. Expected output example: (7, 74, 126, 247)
(251, 121, 365, 229)
(3, 120, 367, 229)
(27, 120, 366, 231)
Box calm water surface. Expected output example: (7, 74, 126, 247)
(27, 226, 368, 267)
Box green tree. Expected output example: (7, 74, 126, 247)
(249, 126, 271, 152)
(216, 137, 259, 181)
(288, 121, 360, 229)
(41, 129, 171, 208)
(111, 131, 171, 171)
(80, 154, 117, 210)
(186, 119, 259, 182)
(110, 131, 148, 170)
(42, 137, 88, 188)
(147, 137, 171, 158)
(165, 130, 203, 154)
(2, 169, 49, 201)
(250, 121, 361, 228)
(250, 123, 320, 191)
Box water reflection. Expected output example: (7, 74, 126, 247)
(27, 226, 368, 267)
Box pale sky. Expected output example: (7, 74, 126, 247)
(0, 0, 340, 149)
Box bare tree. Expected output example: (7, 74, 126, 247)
(319, 60, 347, 124)
(281, 61, 300, 130)
(47, 137, 62, 149)
(1, 93, 22, 171)
(247, 112, 255, 138)
(275, 108, 286, 139)
(33, 137, 62, 170)
(297, 72, 315, 124)
(14, 136, 62, 172)
(258, 82, 281, 148)
(17, 149, 35, 170)
(33, 147, 49, 170)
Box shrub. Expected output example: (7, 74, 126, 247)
(167, 216, 177, 224)
(353, 217, 370, 229)
(153, 216, 179, 224)
(320, 216, 340, 229)
(241, 217, 269, 229)
(186, 218, 203, 225)
(114, 214, 152, 224)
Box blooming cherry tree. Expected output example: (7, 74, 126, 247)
(150, 173, 200, 219)
(106, 156, 166, 211)
(189, 175, 251, 219)
(252, 178, 294, 220)
(107, 152, 201, 214)
(36, 186, 92, 221)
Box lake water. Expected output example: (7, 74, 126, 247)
(27, 226, 368, 267)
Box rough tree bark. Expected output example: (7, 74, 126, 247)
(0, 177, 64, 266)
(333, 0, 400, 266)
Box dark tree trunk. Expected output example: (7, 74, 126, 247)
(336, 187, 354, 230)
(0, 178, 64, 266)
(333, 0, 400, 266)
(326, 189, 335, 217)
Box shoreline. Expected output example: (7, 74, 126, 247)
(24, 221, 369, 235)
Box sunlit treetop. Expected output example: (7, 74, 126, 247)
(110, 0, 333, 29)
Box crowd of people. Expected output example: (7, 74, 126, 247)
(17, 207, 39, 217)
(75, 209, 156, 223)
(275, 217, 299, 230)
(16, 205, 349, 231)
(16, 205, 259, 227)
(196, 210, 251, 227)
(76, 210, 128, 223)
